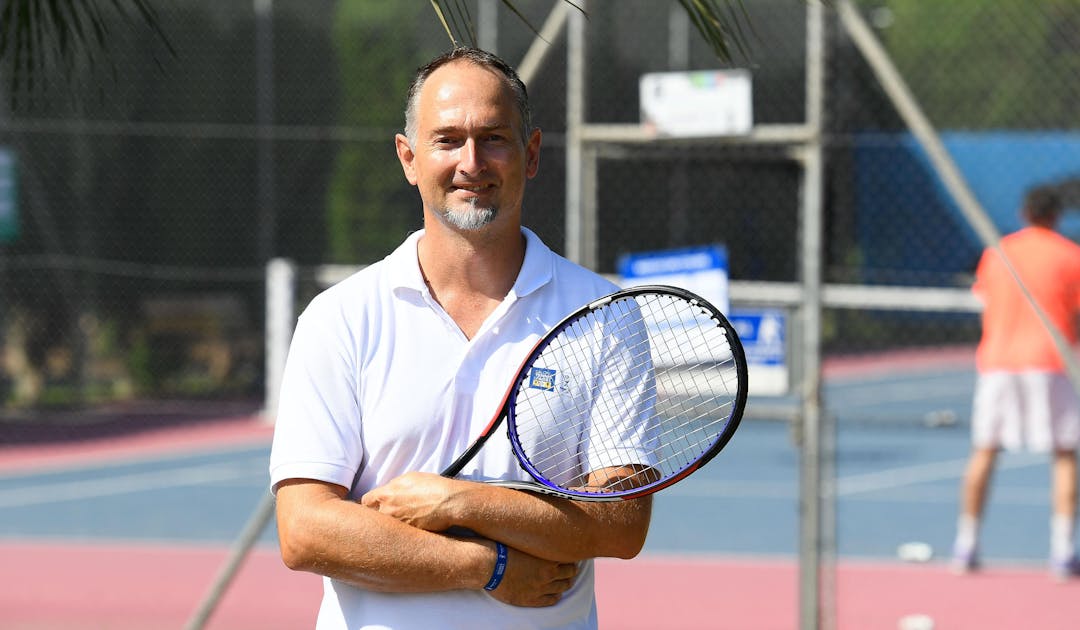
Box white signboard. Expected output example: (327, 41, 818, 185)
(640, 69, 753, 137)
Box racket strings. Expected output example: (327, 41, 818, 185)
(521, 297, 724, 485)
(642, 298, 737, 472)
(511, 292, 743, 496)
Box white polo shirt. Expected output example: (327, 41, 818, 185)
(269, 227, 619, 630)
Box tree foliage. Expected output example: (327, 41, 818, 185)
(879, 0, 1080, 129)
(327, 2, 435, 264)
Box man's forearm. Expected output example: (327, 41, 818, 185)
(443, 482, 652, 562)
(277, 481, 493, 592)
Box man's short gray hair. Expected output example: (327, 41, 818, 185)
(403, 47, 532, 147)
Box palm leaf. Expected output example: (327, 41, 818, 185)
(500, 0, 583, 39)
(429, 0, 751, 61)
(431, 0, 578, 48)
(677, 0, 755, 61)
(428, 0, 476, 49)
(0, 0, 174, 102)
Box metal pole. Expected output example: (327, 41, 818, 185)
(517, 1, 572, 88)
(667, 4, 690, 247)
(667, 5, 690, 70)
(565, 1, 587, 266)
(255, 0, 275, 263)
(264, 257, 295, 421)
(799, 3, 827, 630)
(184, 493, 276, 630)
(477, 0, 498, 54)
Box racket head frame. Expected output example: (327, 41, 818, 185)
(505, 284, 749, 501)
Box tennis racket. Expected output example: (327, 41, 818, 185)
(441, 284, 747, 501)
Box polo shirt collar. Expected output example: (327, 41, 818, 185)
(386, 227, 555, 299)
(513, 227, 555, 299)
(386, 230, 427, 295)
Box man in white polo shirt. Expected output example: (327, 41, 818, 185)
(269, 47, 653, 629)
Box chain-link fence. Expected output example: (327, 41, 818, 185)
(7, 1, 1075, 415)
(2, 1, 1079, 628)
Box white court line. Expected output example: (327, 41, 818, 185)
(661, 479, 795, 499)
(6, 451, 1038, 510)
(0, 456, 267, 509)
(828, 377, 972, 407)
(0, 441, 270, 480)
(835, 453, 1044, 497)
(660, 454, 1047, 502)
(834, 485, 1049, 506)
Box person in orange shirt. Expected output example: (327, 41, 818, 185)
(952, 187, 1080, 580)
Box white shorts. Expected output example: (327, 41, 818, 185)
(971, 372, 1080, 452)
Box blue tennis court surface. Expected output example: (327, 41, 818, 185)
(0, 352, 1062, 568)
(6, 349, 1080, 629)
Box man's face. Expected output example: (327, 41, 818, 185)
(396, 61, 541, 232)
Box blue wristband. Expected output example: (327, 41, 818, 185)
(483, 542, 508, 591)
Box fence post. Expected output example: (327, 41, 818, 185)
(264, 257, 296, 422)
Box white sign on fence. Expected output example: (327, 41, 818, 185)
(640, 69, 753, 137)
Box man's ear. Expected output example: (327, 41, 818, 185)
(395, 133, 418, 185)
(525, 128, 542, 179)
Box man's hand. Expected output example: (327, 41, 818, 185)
(363, 469, 651, 563)
(360, 471, 462, 532)
(361, 474, 580, 607)
(490, 545, 579, 607)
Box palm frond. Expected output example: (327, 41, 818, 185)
(498, 0, 585, 43)
(677, 0, 755, 62)
(430, 0, 751, 62)
(0, 0, 175, 104)
(428, 0, 476, 49)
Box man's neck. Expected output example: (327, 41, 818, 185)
(416, 223, 526, 339)
(421, 222, 524, 284)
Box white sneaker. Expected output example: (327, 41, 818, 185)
(1050, 554, 1080, 582)
(950, 544, 979, 575)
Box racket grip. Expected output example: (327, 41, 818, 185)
(483, 542, 508, 591)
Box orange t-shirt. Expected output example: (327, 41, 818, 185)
(974, 226, 1080, 373)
